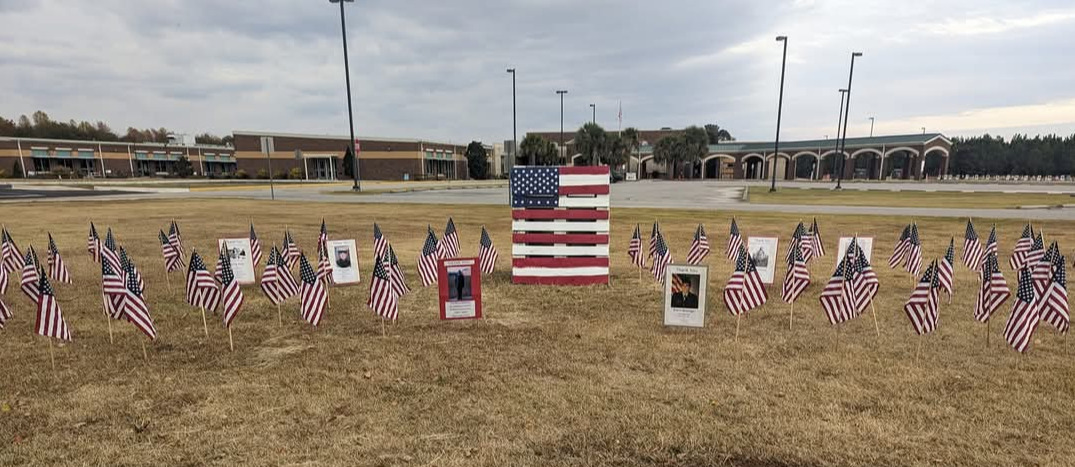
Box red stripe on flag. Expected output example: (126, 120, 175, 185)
(559, 185, 610, 195)
(512, 257, 609, 268)
(512, 209, 609, 220)
(559, 166, 610, 175)
(511, 275, 609, 285)
(513, 233, 609, 244)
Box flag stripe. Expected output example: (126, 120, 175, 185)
(512, 257, 609, 268)
(559, 166, 611, 175)
(512, 233, 609, 244)
(511, 275, 610, 285)
(511, 220, 610, 233)
(559, 185, 610, 195)
(512, 210, 609, 220)
(512, 245, 609, 257)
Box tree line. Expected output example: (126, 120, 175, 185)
(949, 134, 1075, 177)
(0, 111, 232, 145)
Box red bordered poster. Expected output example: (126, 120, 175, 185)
(438, 258, 482, 320)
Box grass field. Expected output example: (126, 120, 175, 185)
(748, 186, 1075, 209)
(1, 199, 1073, 465)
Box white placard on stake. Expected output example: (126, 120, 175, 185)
(217, 238, 255, 284)
(664, 264, 708, 328)
(326, 239, 361, 285)
(746, 237, 779, 284)
(837, 237, 875, 263)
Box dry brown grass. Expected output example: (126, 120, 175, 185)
(1, 199, 1073, 466)
(748, 187, 1075, 209)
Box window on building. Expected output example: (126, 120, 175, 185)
(31, 148, 49, 158)
(33, 158, 50, 173)
(78, 149, 94, 159)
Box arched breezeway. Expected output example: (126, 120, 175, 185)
(742, 154, 765, 180)
(792, 152, 819, 179)
(883, 147, 919, 180)
(850, 148, 883, 179)
(818, 151, 847, 180)
(923, 147, 949, 179)
(702, 154, 735, 179)
(764, 153, 791, 180)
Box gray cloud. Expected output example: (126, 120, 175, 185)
(0, 0, 1072, 145)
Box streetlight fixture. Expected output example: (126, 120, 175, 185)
(589, 103, 596, 124)
(868, 117, 875, 137)
(330, 0, 360, 191)
(836, 51, 863, 190)
(556, 90, 568, 164)
(833, 89, 848, 188)
(769, 35, 788, 193)
(506, 68, 520, 165)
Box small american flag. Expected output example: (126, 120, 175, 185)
(298, 253, 327, 327)
(373, 223, 389, 264)
(159, 230, 184, 272)
(723, 245, 767, 316)
(186, 250, 220, 313)
(1009, 223, 1034, 270)
(726, 218, 743, 261)
(1004, 267, 1041, 353)
(0, 262, 8, 296)
(119, 247, 145, 296)
(820, 257, 853, 325)
(1031, 241, 1058, 296)
(938, 238, 955, 299)
(20, 249, 40, 303)
(478, 226, 498, 275)
(805, 218, 825, 260)
(368, 253, 398, 321)
(2, 228, 24, 273)
(87, 222, 101, 263)
(418, 226, 440, 287)
(0, 296, 10, 329)
(784, 222, 806, 265)
(650, 232, 673, 283)
(101, 258, 126, 320)
(904, 223, 922, 276)
(218, 242, 245, 329)
(101, 228, 121, 272)
(962, 220, 983, 271)
(47, 234, 70, 284)
(648, 221, 660, 259)
(903, 260, 940, 335)
(168, 220, 184, 258)
(438, 218, 460, 259)
(1038, 253, 1069, 334)
(260, 247, 294, 305)
(781, 238, 810, 304)
(628, 224, 646, 269)
(317, 218, 329, 253)
(686, 224, 710, 265)
(889, 224, 911, 269)
(848, 239, 879, 316)
(316, 241, 332, 283)
(35, 274, 71, 341)
(983, 225, 998, 261)
(120, 257, 156, 340)
(975, 253, 1010, 323)
(249, 223, 263, 267)
(1023, 232, 1045, 268)
(282, 230, 299, 269)
(387, 244, 410, 297)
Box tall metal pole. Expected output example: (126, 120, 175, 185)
(770, 36, 788, 192)
(507, 69, 520, 165)
(833, 89, 847, 187)
(868, 117, 875, 137)
(590, 103, 595, 124)
(557, 90, 568, 164)
(333, 0, 361, 191)
(836, 52, 862, 190)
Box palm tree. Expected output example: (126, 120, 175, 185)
(705, 124, 734, 143)
(683, 125, 709, 178)
(621, 127, 640, 173)
(574, 122, 608, 166)
(519, 134, 560, 166)
(653, 135, 684, 180)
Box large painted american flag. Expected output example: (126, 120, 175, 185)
(510, 166, 610, 286)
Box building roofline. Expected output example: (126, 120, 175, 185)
(0, 136, 231, 150)
(232, 130, 467, 148)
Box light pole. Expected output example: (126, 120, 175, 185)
(833, 89, 848, 189)
(921, 127, 926, 134)
(506, 68, 519, 165)
(836, 52, 862, 190)
(557, 90, 568, 164)
(589, 103, 596, 124)
(868, 117, 875, 137)
(769, 35, 788, 193)
(330, 0, 360, 191)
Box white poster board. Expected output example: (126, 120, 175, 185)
(746, 237, 779, 284)
(326, 239, 361, 285)
(837, 237, 874, 263)
(664, 264, 708, 328)
(217, 238, 255, 284)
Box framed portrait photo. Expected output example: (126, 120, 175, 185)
(837, 237, 874, 262)
(746, 237, 779, 284)
(325, 239, 360, 285)
(438, 258, 483, 320)
(217, 238, 255, 284)
(664, 264, 708, 328)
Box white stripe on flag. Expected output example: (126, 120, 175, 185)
(511, 266, 609, 277)
(511, 245, 609, 257)
(559, 195, 609, 208)
(559, 174, 610, 186)
(511, 220, 610, 233)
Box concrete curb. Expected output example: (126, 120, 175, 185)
(93, 186, 190, 193)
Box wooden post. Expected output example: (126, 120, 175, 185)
(228, 327, 235, 352)
(103, 292, 114, 344)
(277, 303, 282, 327)
(141, 339, 148, 361)
(48, 338, 56, 372)
(200, 308, 209, 338)
(915, 339, 922, 366)
(870, 302, 880, 337)
(165, 271, 172, 293)
(380, 317, 387, 337)
(734, 314, 742, 343)
(986, 320, 990, 348)
(788, 301, 795, 330)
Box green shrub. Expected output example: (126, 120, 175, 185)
(235, 169, 249, 179)
(256, 169, 269, 179)
(289, 167, 303, 180)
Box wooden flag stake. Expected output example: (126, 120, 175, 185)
(986, 320, 990, 348)
(47, 338, 56, 372)
(141, 339, 148, 361)
(200, 308, 209, 338)
(870, 302, 880, 337)
(228, 326, 235, 352)
(734, 314, 742, 343)
(788, 302, 795, 330)
(102, 292, 114, 344)
(165, 271, 172, 293)
(380, 317, 386, 337)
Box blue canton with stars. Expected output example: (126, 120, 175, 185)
(511, 167, 560, 208)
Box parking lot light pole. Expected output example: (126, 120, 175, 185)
(330, 0, 360, 191)
(506, 68, 519, 165)
(589, 103, 595, 124)
(834, 89, 847, 189)
(557, 90, 568, 164)
(770, 35, 788, 193)
(836, 51, 862, 190)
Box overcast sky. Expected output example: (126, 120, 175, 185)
(2, 0, 1074, 144)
